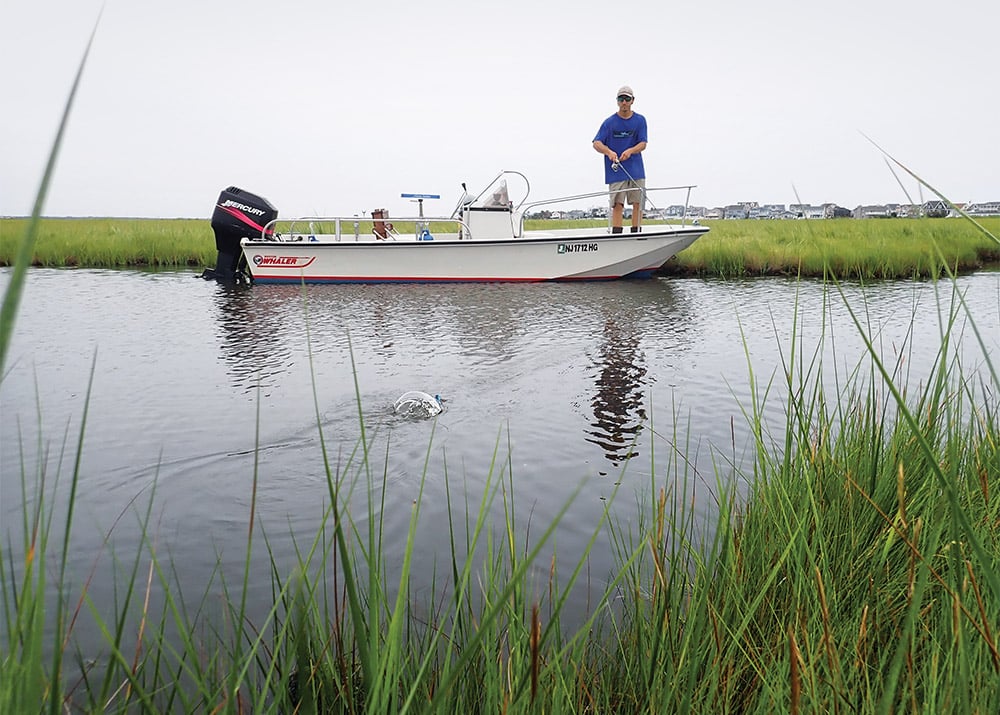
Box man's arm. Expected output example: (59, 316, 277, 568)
(620, 141, 647, 161)
(593, 140, 618, 163)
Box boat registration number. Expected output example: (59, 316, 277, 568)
(558, 243, 599, 254)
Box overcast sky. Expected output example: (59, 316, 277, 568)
(2, 0, 997, 219)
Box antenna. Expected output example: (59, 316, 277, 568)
(401, 192, 440, 240)
(401, 192, 440, 220)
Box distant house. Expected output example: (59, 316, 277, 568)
(853, 205, 889, 219)
(965, 201, 1000, 216)
(724, 204, 748, 219)
(921, 200, 949, 218)
(787, 203, 825, 219)
(749, 204, 787, 219)
(663, 204, 689, 218)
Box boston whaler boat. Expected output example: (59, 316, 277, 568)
(203, 171, 709, 284)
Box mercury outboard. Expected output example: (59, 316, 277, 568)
(202, 186, 278, 282)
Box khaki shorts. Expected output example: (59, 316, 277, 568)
(609, 179, 646, 208)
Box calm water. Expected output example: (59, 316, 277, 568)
(1, 268, 998, 642)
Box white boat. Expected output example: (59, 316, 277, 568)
(203, 171, 708, 284)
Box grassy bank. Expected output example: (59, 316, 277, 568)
(2, 216, 998, 279)
(0, 217, 212, 268)
(667, 217, 1000, 278)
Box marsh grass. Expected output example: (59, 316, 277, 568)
(2, 216, 998, 279)
(669, 217, 1000, 278)
(0, 218, 214, 268)
(2, 35, 999, 712)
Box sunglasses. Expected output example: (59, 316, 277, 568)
(617, 96, 633, 102)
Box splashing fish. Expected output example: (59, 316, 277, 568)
(393, 391, 443, 418)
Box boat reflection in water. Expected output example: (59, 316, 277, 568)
(211, 282, 299, 394)
(209, 277, 696, 469)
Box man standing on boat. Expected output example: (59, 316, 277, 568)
(592, 85, 647, 234)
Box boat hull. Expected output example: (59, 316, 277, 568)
(241, 225, 707, 283)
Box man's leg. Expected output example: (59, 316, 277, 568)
(630, 202, 641, 232)
(612, 202, 624, 233)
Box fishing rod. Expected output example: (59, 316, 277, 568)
(611, 161, 659, 214)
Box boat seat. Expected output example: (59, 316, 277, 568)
(371, 208, 399, 240)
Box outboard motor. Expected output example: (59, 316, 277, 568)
(202, 186, 278, 282)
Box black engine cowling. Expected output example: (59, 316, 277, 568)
(202, 186, 278, 282)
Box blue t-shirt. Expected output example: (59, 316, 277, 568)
(593, 112, 647, 184)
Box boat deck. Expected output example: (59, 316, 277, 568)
(262, 222, 702, 246)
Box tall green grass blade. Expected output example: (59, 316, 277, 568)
(862, 133, 999, 246)
(835, 278, 999, 600)
(0, 16, 101, 374)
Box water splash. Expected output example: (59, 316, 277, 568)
(393, 391, 443, 418)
